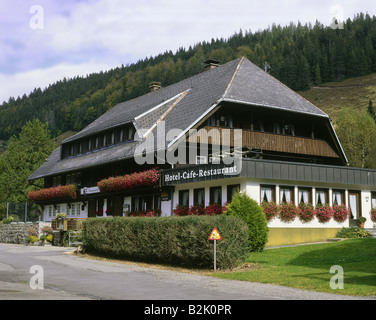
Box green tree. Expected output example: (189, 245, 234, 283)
(0, 119, 55, 216)
(367, 100, 375, 122)
(225, 192, 268, 252)
(335, 108, 376, 169)
(313, 63, 322, 85)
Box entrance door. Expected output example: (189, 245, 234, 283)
(113, 197, 123, 216)
(348, 192, 361, 221)
(88, 200, 96, 217)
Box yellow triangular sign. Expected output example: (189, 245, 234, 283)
(208, 227, 222, 240)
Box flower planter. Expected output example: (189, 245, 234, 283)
(28, 184, 77, 201)
(358, 217, 367, 228)
(97, 169, 160, 193)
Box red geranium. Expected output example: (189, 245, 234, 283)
(278, 201, 298, 222)
(28, 184, 77, 201)
(261, 201, 279, 222)
(128, 209, 161, 217)
(98, 168, 160, 193)
(315, 204, 333, 223)
(332, 204, 350, 222)
(298, 202, 316, 223)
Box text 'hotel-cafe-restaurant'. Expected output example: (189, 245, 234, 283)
(28, 57, 376, 246)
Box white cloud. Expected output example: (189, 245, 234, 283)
(0, 60, 117, 103)
(0, 0, 375, 102)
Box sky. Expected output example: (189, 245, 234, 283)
(0, 0, 375, 103)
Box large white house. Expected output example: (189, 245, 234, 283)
(28, 57, 376, 246)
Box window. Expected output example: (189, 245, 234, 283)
(66, 172, 81, 185)
(48, 205, 53, 217)
(283, 123, 295, 136)
(210, 186, 222, 205)
(54, 204, 62, 216)
(315, 189, 328, 206)
(298, 187, 312, 204)
(196, 156, 207, 165)
(372, 192, 376, 209)
(179, 190, 189, 207)
(132, 194, 161, 212)
(128, 126, 135, 140)
(348, 191, 361, 220)
(53, 176, 61, 187)
(110, 132, 115, 145)
(273, 122, 281, 134)
(260, 185, 275, 203)
(120, 129, 124, 142)
(102, 134, 107, 147)
(227, 184, 240, 203)
(333, 190, 345, 205)
(154, 195, 161, 210)
(280, 186, 294, 203)
(194, 188, 205, 206)
(68, 203, 80, 217)
(131, 197, 140, 212)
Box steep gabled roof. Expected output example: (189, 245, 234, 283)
(224, 57, 328, 117)
(29, 57, 344, 180)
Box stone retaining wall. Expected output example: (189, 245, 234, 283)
(0, 222, 51, 244)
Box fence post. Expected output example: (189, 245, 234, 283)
(6, 202, 9, 218)
(24, 203, 27, 222)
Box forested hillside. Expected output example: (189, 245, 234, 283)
(1, 12, 375, 141)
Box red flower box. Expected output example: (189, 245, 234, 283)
(128, 209, 161, 217)
(28, 184, 77, 201)
(97, 168, 160, 193)
(315, 204, 333, 223)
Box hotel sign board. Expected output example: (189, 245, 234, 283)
(162, 164, 240, 185)
(80, 186, 100, 195)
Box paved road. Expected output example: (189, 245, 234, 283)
(0, 243, 373, 301)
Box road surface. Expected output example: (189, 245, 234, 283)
(0, 243, 373, 302)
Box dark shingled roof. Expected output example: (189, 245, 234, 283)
(29, 57, 339, 180)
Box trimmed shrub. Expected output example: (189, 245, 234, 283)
(225, 193, 268, 252)
(82, 215, 249, 269)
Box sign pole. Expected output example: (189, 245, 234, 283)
(208, 227, 221, 272)
(214, 240, 217, 272)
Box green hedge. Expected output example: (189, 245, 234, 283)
(82, 215, 249, 269)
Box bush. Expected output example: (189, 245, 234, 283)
(335, 227, 372, 238)
(26, 235, 39, 243)
(225, 193, 268, 252)
(83, 215, 249, 269)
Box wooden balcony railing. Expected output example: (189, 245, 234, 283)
(188, 126, 339, 158)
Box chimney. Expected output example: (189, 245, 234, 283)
(203, 59, 220, 71)
(149, 81, 161, 92)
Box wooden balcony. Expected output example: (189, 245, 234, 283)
(188, 126, 339, 159)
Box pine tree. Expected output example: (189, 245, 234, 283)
(367, 100, 375, 122)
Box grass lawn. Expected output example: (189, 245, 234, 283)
(212, 238, 376, 297)
(298, 72, 376, 122)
